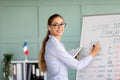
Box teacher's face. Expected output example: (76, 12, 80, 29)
(48, 17, 65, 38)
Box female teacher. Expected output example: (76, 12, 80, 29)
(39, 14, 101, 80)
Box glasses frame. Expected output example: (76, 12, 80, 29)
(50, 23, 66, 28)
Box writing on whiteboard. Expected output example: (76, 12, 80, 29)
(77, 14, 120, 80)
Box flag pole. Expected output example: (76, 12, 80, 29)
(25, 55, 28, 62)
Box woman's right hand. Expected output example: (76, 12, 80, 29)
(90, 42, 101, 57)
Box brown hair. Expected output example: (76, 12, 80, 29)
(38, 14, 64, 72)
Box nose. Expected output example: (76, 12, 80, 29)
(57, 25, 63, 29)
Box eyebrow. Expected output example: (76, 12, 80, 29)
(52, 22, 64, 24)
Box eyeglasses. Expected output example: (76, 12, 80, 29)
(50, 23, 66, 28)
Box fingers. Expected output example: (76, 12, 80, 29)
(90, 42, 101, 57)
(95, 42, 101, 51)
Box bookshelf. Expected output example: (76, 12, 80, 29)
(11, 60, 46, 80)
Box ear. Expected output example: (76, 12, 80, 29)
(48, 27, 51, 31)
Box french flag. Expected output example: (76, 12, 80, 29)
(23, 41, 29, 56)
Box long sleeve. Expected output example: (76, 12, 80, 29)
(46, 35, 93, 70)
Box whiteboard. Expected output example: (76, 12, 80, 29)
(76, 14, 120, 80)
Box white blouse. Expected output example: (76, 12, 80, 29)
(44, 35, 93, 80)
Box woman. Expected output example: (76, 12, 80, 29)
(39, 14, 101, 80)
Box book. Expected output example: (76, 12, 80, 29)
(27, 64, 32, 80)
(16, 63, 23, 80)
(68, 43, 94, 60)
(13, 64, 17, 80)
(78, 47, 91, 60)
(31, 64, 36, 80)
(68, 47, 82, 58)
(36, 68, 40, 80)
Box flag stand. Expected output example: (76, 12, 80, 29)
(25, 55, 28, 62)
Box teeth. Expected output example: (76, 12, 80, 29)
(57, 30, 60, 32)
(58, 31, 61, 33)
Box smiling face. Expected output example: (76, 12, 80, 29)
(48, 16, 66, 40)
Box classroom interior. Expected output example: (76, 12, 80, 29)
(0, 0, 120, 80)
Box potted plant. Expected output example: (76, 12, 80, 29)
(2, 53, 13, 80)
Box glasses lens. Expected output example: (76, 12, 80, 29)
(50, 23, 66, 28)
